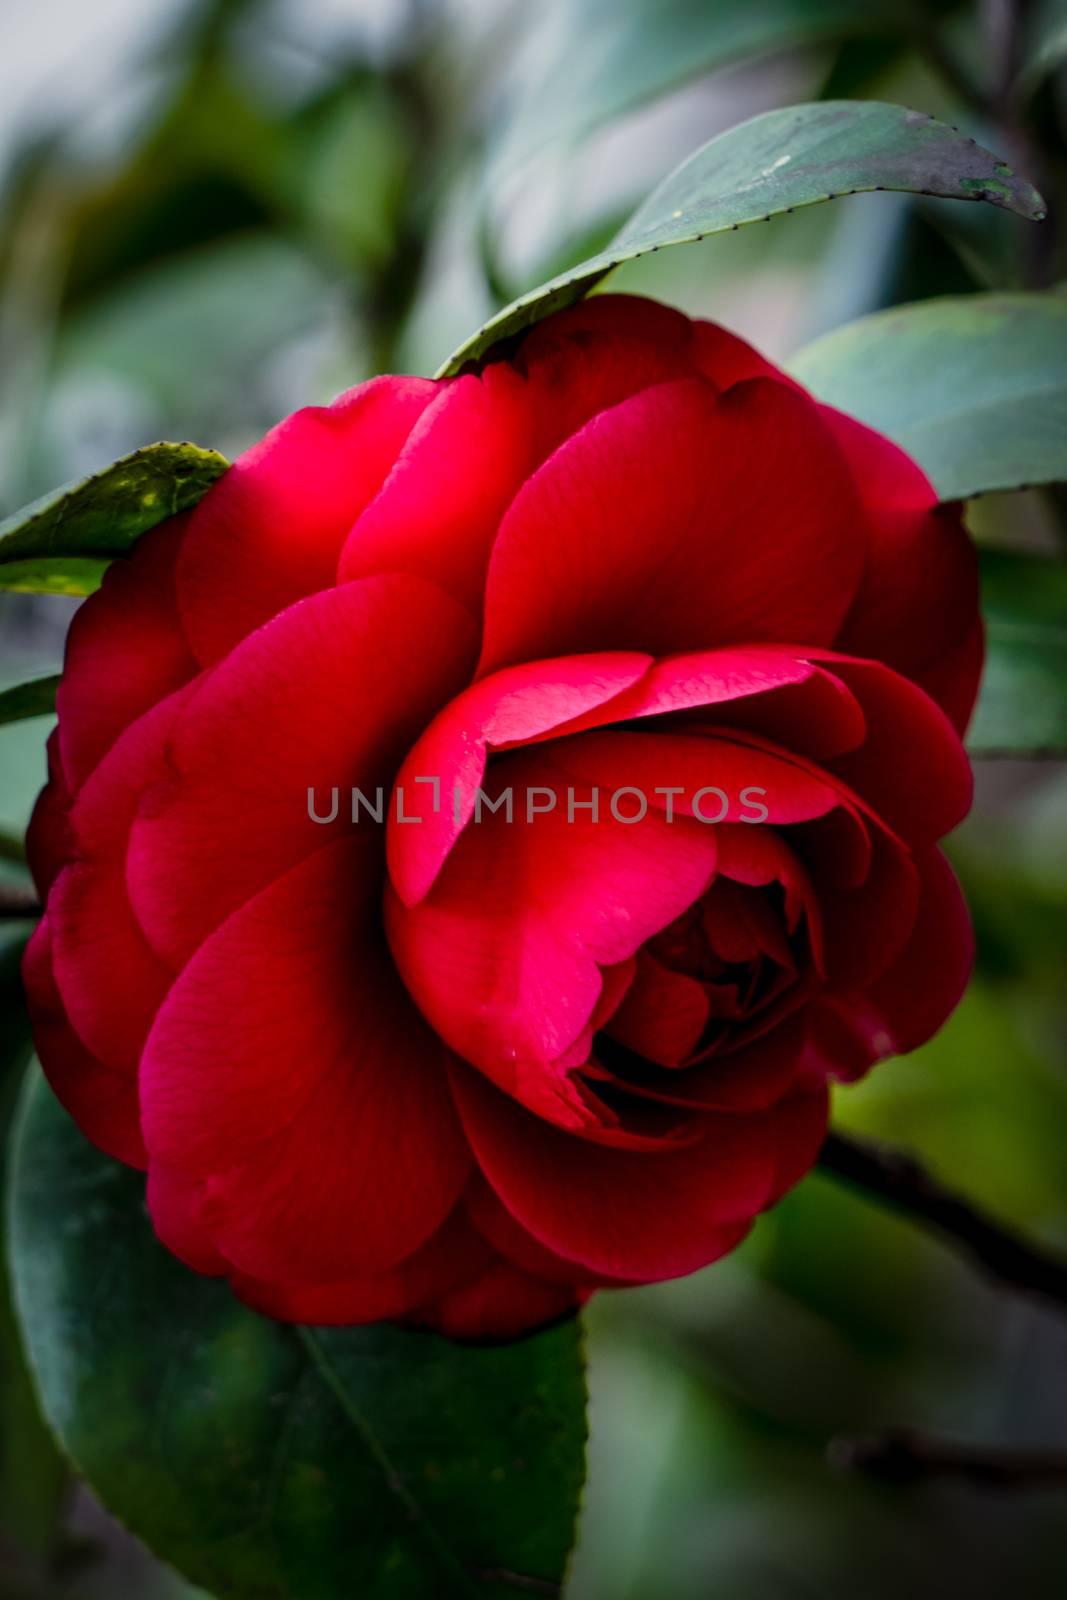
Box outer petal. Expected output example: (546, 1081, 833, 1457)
(57, 517, 199, 788)
(140, 835, 471, 1282)
(25, 731, 72, 897)
(337, 366, 537, 614)
(826, 406, 980, 701)
(227, 1208, 491, 1326)
(815, 657, 973, 846)
(451, 1060, 765, 1281)
(340, 295, 745, 618)
(808, 848, 973, 1076)
(412, 1259, 581, 1341)
(127, 575, 478, 969)
(176, 376, 437, 664)
(22, 918, 147, 1168)
(146, 1164, 226, 1275)
(479, 376, 864, 672)
(48, 688, 194, 1073)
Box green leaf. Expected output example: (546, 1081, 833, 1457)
(0, 557, 108, 595)
(493, 0, 906, 173)
(0, 677, 59, 727)
(0, 936, 68, 1567)
(969, 550, 1067, 757)
(0, 442, 228, 593)
(790, 291, 1067, 500)
(441, 101, 1045, 374)
(8, 1073, 587, 1600)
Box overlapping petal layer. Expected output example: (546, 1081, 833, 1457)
(22, 295, 979, 1337)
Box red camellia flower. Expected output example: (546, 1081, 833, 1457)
(23, 296, 980, 1339)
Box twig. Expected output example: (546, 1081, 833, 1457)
(818, 1130, 1067, 1310)
(829, 1426, 1067, 1489)
(0, 882, 41, 919)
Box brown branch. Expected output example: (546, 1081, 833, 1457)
(0, 882, 41, 919)
(829, 1426, 1067, 1490)
(818, 1130, 1067, 1311)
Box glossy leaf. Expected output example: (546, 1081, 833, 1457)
(441, 101, 1045, 374)
(0, 676, 59, 727)
(0, 936, 67, 1567)
(7, 1073, 587, 1600)
(969, 550, 1067, 756)
(791, 291, 1067, 501)
(0, 442, 228, 593)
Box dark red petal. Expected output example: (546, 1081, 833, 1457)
(816, 658, 973, 846)
(57, 517, 199, 787)
(48, 688, 193, 1073)
(864, 846, 974, 1054)
(605, 952, 709, 1067)
(146, 1164, 226, 1275)
(451, 1059, 770, 1281)
(176, 376, 436, 664)
(916, 617, 984, 737)
(826, 406, 980, 697)
(127, 575, 477, 969)
(141, 835, 471, 1282)
(412, 1258, 581, 1341)
(227, 1207, 491, 1326)
(25, 731, 72, 897)
(765, 1082, 830, 1203)
(479, 375, 864, 672)
(808, 848, 973, 1078)
(21, 918, 147, 1168)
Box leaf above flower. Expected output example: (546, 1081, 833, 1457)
(790, 291, 1067, 501)
(441, 100, 1046, 374)
(0, 442, 229, 596)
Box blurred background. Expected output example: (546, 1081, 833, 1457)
(2, 0, 1067, 1595)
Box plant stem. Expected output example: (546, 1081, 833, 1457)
(818, 1130, 1067, 1310)
(0, 883, 40, 919)
(829, 1426, 1067, 1488)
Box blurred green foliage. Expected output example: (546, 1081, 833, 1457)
(1, 1, 1066, 1596)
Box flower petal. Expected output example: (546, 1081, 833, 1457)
(451, 1059, 771, 1281)
(57, 518, 199, 788)
(176, 376, 437, 664)
(480, 375, 864, 672)
(140, 835, 471, 1281)
(128, 575, 477, 968)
